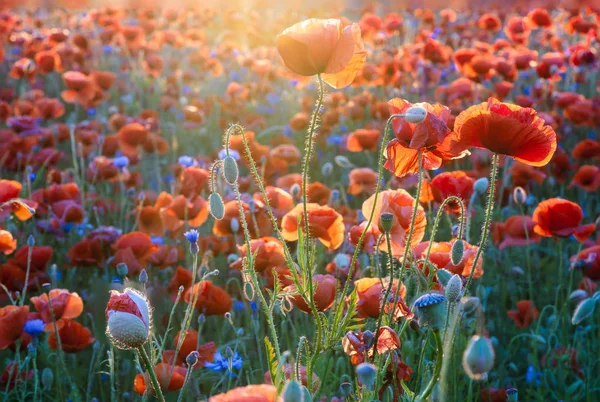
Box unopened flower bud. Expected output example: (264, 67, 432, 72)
(290, 184, 300, 198)
(403, 105, 428, 124)
(506, 388, 518, 402)
(445, 274, 463, 303)
(512, 186, 527, 205)
(340, 382, 353, 397)
(230, 217, 240, 233)
(209, 192, 225, 220)
(42, 367, 53, 391)
(282, 379, 303, 402)
(569, 289, 588, 304)
(451, 240, 464, 265)
(116, 263, 128, 277)
(572, 297, 595, 325)
(321, 162, 333, 177)
(436, 269, 453, 286)
(474, 178, 489, 195)
(356, 363, 377, 389)
(223, 156, 239, 185)
(27, 235, 35, 246)
(462, 335, 495, 380)
(380, 212, 394, 233)
(186, 351, 200, 367)
(105, 288, 150, 349)
(334, 155, 354, 168)
(139, 269, 148, 285)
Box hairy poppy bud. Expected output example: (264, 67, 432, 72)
(334, 155, 354, 168)
(512, 186, 527, 205)
(572, 297, 595, 325)
(436, 269, 452, 286)
(403, 105, 427, 123)
(445, 274, 463, 303)
(473, 178, 489, 195)
(356, 363, 377, 389)
(116, 263, 128, 277)
(223, 156, 239, 185)
(282, 379, 303, 402)
(451, 240, 464, 265)
(414, 293, 446, 330)
(462, 335, 495, 380)
(209, 192, 225, 220)
(380, 212, 394, 233)
(139, 269, 148, 285)
(106, 288, 150, 349)
(186, 351, 200, 367)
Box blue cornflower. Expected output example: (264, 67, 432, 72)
(178, 155, 196, 168)
(23, 319, 45, 338)
(184, 229, 199, 244)
(218, 149, 240, 161)
(525, 365, 541, 385)
(250, 301, 257, 312)
(112, 156, 129, 169)
(290, 79, 299, 87)
(233, 301, 244, 312)
(87, 108, 96, 116)
(266, 93, 281, 105)
(205, 351, 243, 377)
(151, 236, 165, 245)
(230, 72, 241, 81)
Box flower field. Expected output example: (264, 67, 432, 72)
(0, 2, 599, 401)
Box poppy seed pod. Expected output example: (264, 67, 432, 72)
(105, 288, 150, 350)
(413, 293, 446, 330)
(380, 212, 394, 233)
(223, 156, 239, 185)
(403, 105, 428, 124)
(356, 363, 377, 389)
(209, 192, 225, 220)
(451, 239, 464, 265)
(506, 388, 519, 402)
(445, 274, 463, 303)
(571, 297, 595, 325)
(473, 178, 489, 195)
(462, 335, 495, 380)
(282, 379, 303, 402)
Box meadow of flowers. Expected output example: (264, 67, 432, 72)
(0, 1, 599, 401)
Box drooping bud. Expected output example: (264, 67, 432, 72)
(222, 156, 239, 185)
(403, 105, 428, 124)
(282, 379, 303, 402)
(334, 155, 354, 168)
(462, 335, 495, 380)
(569, 289, 588, 304)
(572, 297, 595, 325)
(473, 178, 489, 195)
(445, 274, 463, 303)
(105, 288, 150, 349)
(380, 212, 394, 233)
(413, 293, 446, 331)
(356, 363, 377, 389)
(209, 192, 225, 220)
(451, 240, 464, 265)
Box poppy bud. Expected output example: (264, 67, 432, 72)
(290, 184, 301, 198)
(42, 367, 53, 391)
(321, 162, 333, 176)
(473, 178, 489, 195)
(413, 293, 446, 330)
(230, 217, 240, 233)
(403, 105, 427, 124)
(139, 269, 148, 285)
(209, 192, 225, 220)
(445, 274, 462, 303)
(116, 263, 128, 277)
(569, 289, 588, 304)
(282, 379, 303, 402)
(380, 212, 394, 233)
(512, 186, 527, 205)
(105, 288, 150, 350)
(223, 156, 239, 185)
(436, 269, 453, 286)
(462, 335, 495, 380)
(451, 240, 464, 265)
(362, 330, 374, 348)
(572, 297, 595, 325)
(334, 155, 354, 168)
(506, 388, 518, 402)
(27, 235, 35, 246)
(186, 351, 200, 367)
(340, 382, 352, 397)
(356, 363, 377, 389)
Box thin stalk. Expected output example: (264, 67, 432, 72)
(19, 243, 33, 306)
(415, 330, 443, 402)
(137, 345, 166, 402)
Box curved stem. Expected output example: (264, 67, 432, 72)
(137, 345, 166, 402)
(464, 153, 498, 294)
(415, 330, 443, 402)
(423, 196, 466, 269)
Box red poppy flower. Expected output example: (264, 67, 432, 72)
(0, 305, 28, 350)
(167, 330, 216, 368)
(450, 97, 557, 166)
(348, 220, 382, 253)
(208, 384, 277, 402)
(281, 203, 345, 250)
(1, 362, 33, 391)
(361, 189, 426, 257)
(541, 347, 584, 379)
(61, 71, 96, 106)
(504, 17, 531, 44)
(213, 200, 271, 239)
(510, 162, 547, 187)
(48, 319, 95, 353)
(571, 246, 600, 281)
(570, 165, 600, 192)
(30, 289, 84, 331)
(478, 14, 501, 32)
(430, 170, 474, 212)
(480, 388, 508, 402)
(184, 280, 232, 316)
(168, 266, 193, 301)
(276, 19, 366, 88)
(507, 300, 539, 328)
(343, 326, 401, 365)
(111, 232, 159, 275)
(147, 245, 180, 269)
(306, 182, 331, 205)
(532, 198, 595, 241)
(253, 187, 294, 219)
(527, 8, 552, 28)
(492, 215, 541, 250)
(572, 139, 600, 160)
(117, 123, 148, 159)
(134, 363, 187, 395)
(287, 274, 337, 313)
(385, 98, 462, 177)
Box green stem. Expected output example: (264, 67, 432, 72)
(415, 330, 443, 402)
(137, 345, 166, 402)
(464, 153, 499, 294)
(373, 230, 395, 352)
(423, 196, 466, 270)
(19, 243, 33, 306)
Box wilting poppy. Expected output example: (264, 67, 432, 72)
(134, 363, 187, 395)
(570, 165, 600, 192)
(532, 198, 595, 242)
(30, 289, 84, 331)
(184, 280, 232, 316)
(208, 384, 277, 402)
(571, 246, 600, 281)
(0, 230, 16, 255)
(0, 305, 29, 350)
(361, 189, 426, 257)
(507, 300, 539, 328)
(343, 326, 401, 365)
(281, 203, 345, 250)
(287, 274, 337, 313)
(48, 319, 95, 353)
(450, 98, 556, 166)
(492, 215, 541, 250)
(276, 19, 366, 88)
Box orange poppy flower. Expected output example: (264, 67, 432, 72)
(348, 220, 382, 253)
(572, 139, 600, 160)
(348, 168, 378, 196)
(478, 14, 501, 32)
(504, 16, 530, 44)
(507, 300, 539, 328)
(570, 165, 600, 192)
(306, 182, 331, 205)
(0, 305, 28, 350)
(253, 187, 294, 219)
(48, 319, 95, 353)
(135, 192, 171, 236)
(276, 18, 366, 88)
(354, 277, 406, 319)
(209, 384, 277, 402)
(532, 198, 595, 241)
(177, 166, 209, 198)
(34, 50, 62, 75)
(450, 97, 557, 166)
(147, 245, 180, 269)
(347, 128, 381, 152)
(111, 232, 159, 275)
(184, 280, 232, 316)
(510, 161, 547, 187)
(61, 71, 96, 106)
(571, 246, 600, 281)
(35, 98, 65, 120)
(527, 8, 552, 28)
(9, 58, 36, 82)
(412, 239, 483, 278)
(287, 274, 337, 313)
(281, 203, 345, 250)
(385, 98, 462, 178)
(30, 289, 84, 331)
(213, 200, 271, 239)
(361, 189, 426, 258)
(134, 363, 187, 395)
(117, 123, 148, 159)
(491, 215, 541, 250)
(229, 237, 286, 273)
(288, 112, 310, 132)
(90, 70, 116, 91)
(0, 230, 16, 255)
(270, 144, 301, 170)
